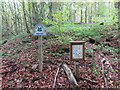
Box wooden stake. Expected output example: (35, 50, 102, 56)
(53, 64, 62, 88)
(38, 36, 43, 72)
(74, 62, 79, 79)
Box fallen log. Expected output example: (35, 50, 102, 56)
(62, 64, 79, 88)
(62, 63, 98, 87)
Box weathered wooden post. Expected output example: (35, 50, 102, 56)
(38, 36, 43, 72)
(34, 24, 46, 72)
(70, 41, 85, 79)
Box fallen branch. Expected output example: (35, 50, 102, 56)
(105, 60, 117, 74)
(53, 64, 62, 88)
(32, 64, 38, 70)
(62, 64, 79, 88)
(101, 58, 109, 88)
(30, 64, 38, 73)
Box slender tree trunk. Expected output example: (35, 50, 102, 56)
(32, 2, 40, 25)
(74, 10, 76, 22)
(40, 2, 45, 21)
(2, 2, 5, 33)
(9, 2, 19, 35)
(109, 0, 111, 17)
(2, 3, 8, 28)
(8, 3, 15, 34)
(81, 8, 83, 23)
(97, 2, 100, 17)
(85, 6, 87, 23)
(90, 4, 93, 23)
(28, 2, 33, 29)
(69, 3, 72, 24)
(13, 1, 18, 35)
(22, 2, 31, 34)
(73, 3, 76, 23)
(35, 2, 41, 23)
(32, 2, 36, 26)
(19, 4, 23, 32)
(48, 2, 53, 20)
(16, 2, 21, 33)
(94, 2, 97, 23)
(118, 2, 120, 30)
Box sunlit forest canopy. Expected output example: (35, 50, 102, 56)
(1, 0, 119, 38)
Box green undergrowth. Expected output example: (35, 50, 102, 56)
(46, 24, 109, 39)
(2, 30, 32, 45)
(2, 23, 111, 45)
(45, 24, 110, 47)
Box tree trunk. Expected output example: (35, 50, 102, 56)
(8, 3, 15, 34)
(16, 2, 21, 33)
(69, 3, 73, 24)
(22, 2, 31, 34)
(109, 0, 111, 17)
(2, 2, 4, 33)
(40, 2, 45, 21)
(81, 8, 83, 23)
(28, 2, 33, 29)
(48, 2, 53, 20)
(94, 2, 97, 23)
(85, 6, 87, 23)
(118, 2, 120, 29)
(32, 2, 36, 26)
(90, 4, 93, 23)
(74, 10, 76, 22)
(13, 1, 18, 35)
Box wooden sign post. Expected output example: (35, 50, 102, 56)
(38, 36, 43, 72)
(34, 24, 46, 72)
(70, 41, 85, 78)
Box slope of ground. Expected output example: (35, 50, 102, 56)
(1, 26, 119, 88)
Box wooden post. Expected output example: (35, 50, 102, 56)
(74, 62, 79, 79)
(38, 36, 43, 72)
(34, 24, 46, 72)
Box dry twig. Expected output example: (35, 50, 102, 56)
(101, 58, 109, 88)
(53, 64, 62, 88)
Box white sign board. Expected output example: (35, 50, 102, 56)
(70, 41, 85, 61)
(72, 45, 83, 59)
(34, 24, 46, 35)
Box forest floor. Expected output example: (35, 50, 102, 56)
(1, 27, 119, 89)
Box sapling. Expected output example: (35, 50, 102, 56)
(43, 9, 71, 36)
